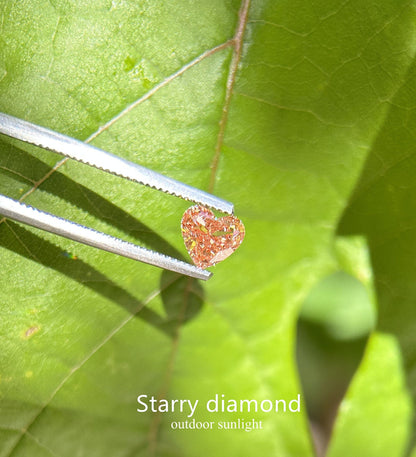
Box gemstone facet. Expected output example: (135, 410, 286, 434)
(181, 205, 245, 269)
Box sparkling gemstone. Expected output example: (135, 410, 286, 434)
(181, 205, 245, 269)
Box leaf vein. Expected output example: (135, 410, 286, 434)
(234, 90, 353, 128)
(209, 0, 251, 193)
(25, 431, 62, 457)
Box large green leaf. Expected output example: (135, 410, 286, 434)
(1, 1, 416, 456)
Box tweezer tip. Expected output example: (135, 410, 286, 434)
(204, 270, 213, 280)
(191, 266, 212, 281)
(222, 202, 235, 216)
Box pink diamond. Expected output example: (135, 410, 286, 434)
(181, 205, 245, 269)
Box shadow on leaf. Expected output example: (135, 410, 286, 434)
(160, 270, 204, 330)
(0, 210, 204, 338)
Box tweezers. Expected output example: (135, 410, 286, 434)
(0, 112, 234, 280)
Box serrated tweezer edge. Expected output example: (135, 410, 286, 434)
(0, 112, 234, 280)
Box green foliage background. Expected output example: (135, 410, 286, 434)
(0, 0, 416, 456)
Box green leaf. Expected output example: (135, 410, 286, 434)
(327, 334, 412, 457)
(299, 271, 375, 340)
(1, 1, 416, 456)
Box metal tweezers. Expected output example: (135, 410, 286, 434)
(0, 113, 234, 280)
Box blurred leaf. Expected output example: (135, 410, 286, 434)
(327, 334, 412, 457)
(300, 271, 375, 340)
(1, 0, 416, 456)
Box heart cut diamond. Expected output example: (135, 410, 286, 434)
(181, 205, 245, 269)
